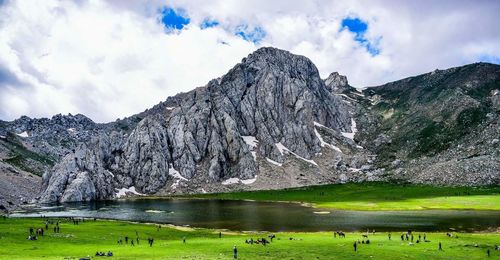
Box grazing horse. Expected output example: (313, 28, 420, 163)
(336, 231, 346, 238)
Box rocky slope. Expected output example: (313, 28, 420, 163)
(0, 47, 498, 206)
(357, 63, 500, 185)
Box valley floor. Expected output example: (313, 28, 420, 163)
(186, 182, 500, 211)
(0, 218, 498, 259)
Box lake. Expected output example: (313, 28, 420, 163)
(10, 199, 500, 232)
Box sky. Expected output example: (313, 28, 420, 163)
(0, 0, 499, 123)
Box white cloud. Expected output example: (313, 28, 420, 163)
(0, 0, 499, 122)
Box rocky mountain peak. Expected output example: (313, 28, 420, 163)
(36, 47, 355, 203)
(324, 72, 350, 93)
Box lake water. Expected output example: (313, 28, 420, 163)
(10, 199, 500, 232)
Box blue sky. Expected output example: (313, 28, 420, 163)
(160, 7, 190, 30)
(160, 7, 265, 43)
(341, 17, 380, 56)
(0, 0, 499, 122)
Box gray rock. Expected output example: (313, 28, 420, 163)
(38, 47, 352, 202)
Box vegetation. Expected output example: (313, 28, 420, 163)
(1, 133, 55, 176)
(0, 217, 498, 259)
(188, 182, 500, 211)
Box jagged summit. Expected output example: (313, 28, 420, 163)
(37, 47, 355, 203)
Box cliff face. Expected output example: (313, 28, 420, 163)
(1, 48, 498, 204)
(38, 47, 355, 203)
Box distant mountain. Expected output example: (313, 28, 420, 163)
(357, 62, 500, 185)
(0, 47, 498, 206)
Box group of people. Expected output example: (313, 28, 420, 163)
(94, 251, 113, 257)
(27, 226, 46, 240)
(353, 236, 371, 252)
(244, 237, 270, 246)
(400, 230, 430, 244)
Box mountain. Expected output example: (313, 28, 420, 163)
(0, 47, 498, 206)
(357, 63, 500, 185)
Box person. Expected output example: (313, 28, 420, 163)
(353, 241, 357, 252)
(125, 236, 129, 244)
(219, 232, 222, 238)
(487, 249, 490, 257)
(424, 233, 427, 241)
(401, 234, 404, 241)
(107, 251, 113, 257)
(131, 240, 134, 246)
(136, 237, 140, 245)
(53, 226, 57, 233)
(388, 233, 391, 240)
(439, 242, 442, 251)
(30, 227, 34, 235)
(233, 245, 238, 259)
(183, 237, 186, 244)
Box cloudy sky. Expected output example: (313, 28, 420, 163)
(0, 0, 499, 122)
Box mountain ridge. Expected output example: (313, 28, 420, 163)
(0, 47, 498, 207)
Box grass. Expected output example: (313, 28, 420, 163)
(0, 217, 498, 259)
(187, 182, 500, 211)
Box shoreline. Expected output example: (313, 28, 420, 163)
(4, 216, 500, 234)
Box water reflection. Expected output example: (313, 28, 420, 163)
(10, 199, 500, 232)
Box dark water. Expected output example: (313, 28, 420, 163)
(10, 199, 500, 232)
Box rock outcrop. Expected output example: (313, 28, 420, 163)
(38, 47, 354, 202)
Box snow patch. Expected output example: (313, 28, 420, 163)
(67, 128, 77, 133)
(352, 91, 365, 97)
(115, 186, 143, 198)
(106, 170, 115, 177)
(275, 142, 318, 166)
(266, 158, 283, 167)
(169, 165, 187, 189)
(221, 176, 257, 185)
(275, 142, 287, 155)
(314, 128, 342, 153)
(16, 131, 28, 138)
(335, 93, 356, 102)
(341, 118, 358, 140)
(242, 136, 258, 149)
(169, 166, 187, 181)
(313, 121, 334, 131)
(348, 167, 362, 173)
(241, 176, 257, 185)
(242, 136, 258, 161)
(166, 107, 176, 110)
(222, 178, 240, 185)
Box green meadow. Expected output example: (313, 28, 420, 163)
(0, 217, 498, 259)
(189, 182, 500, 210)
